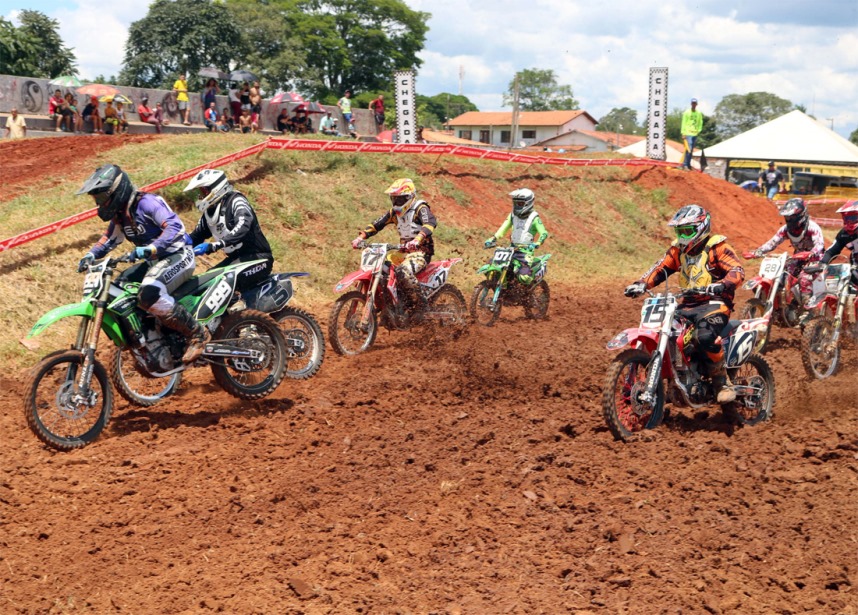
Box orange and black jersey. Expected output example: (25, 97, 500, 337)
(639, 235, 745, 308)
(363, 202, 437, 257)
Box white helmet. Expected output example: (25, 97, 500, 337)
(509, 188, 535, 217)
(184, 169, 232, 213)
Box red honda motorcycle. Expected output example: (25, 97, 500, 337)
(740, 250, 818, 352)
(329, 242, 468, 355)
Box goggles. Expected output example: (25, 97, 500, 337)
(675, 224, 698, 241)
(390, 194, 410, 208)
(843, 213, 858, 226)
(198, 186, 212, 197)
(93, 191, 112, 207)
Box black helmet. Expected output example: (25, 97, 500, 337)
(77, 164, 134, 221)
(779, 198, 808, 235)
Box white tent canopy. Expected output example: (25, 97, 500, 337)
(618, 139, 686, 165)
(701, 110, 858, 165)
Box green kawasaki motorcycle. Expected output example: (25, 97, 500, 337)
(24, 252, 289, 451)
(470, 244, 551, 326)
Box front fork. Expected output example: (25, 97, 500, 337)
(490, 268, 509, 309)
(640, 326, 671, 405)
(74, 272, 114, 403)
(360, 276, 380, 328)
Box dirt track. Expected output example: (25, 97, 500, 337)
(1, 285, 856, 614)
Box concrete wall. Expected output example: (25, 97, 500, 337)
(0, 73, 375, 134)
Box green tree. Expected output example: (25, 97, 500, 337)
(283, 0, 429, 101)
(227, 1, 307, 93)
(850, 127, 858, 146)
(596, 107, 642, 135)
(420, 92, 478, 124)
(713, 91, 794, 140)
(502, 68, 578, 111)
(0, 11, 76, 78)
(120, 0, 242, 89)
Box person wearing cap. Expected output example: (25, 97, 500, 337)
(680, 98, 703, 170)
(759, 161, 785, 200)
(137, 95, 162, 133)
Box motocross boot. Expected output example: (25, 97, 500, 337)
(161, 303, 211, 363)
(397, 266, 428, 323)
(710, 365, 736, 404)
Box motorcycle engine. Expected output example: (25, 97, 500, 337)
(137, 328, 175, 374)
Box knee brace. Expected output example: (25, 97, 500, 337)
(138, 283, 175, 316)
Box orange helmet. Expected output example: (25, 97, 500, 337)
(385, 178, 416, 214)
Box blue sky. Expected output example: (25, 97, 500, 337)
(4, 0, 857, 137)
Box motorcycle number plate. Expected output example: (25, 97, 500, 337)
(640, 297, 670, 329)
(82, 272, 102, 295)
(492, 248, 514, 265)
(360, 247, 386, 273)
(759, 257, 783, 280)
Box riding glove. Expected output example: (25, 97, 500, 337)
(77, 253, 95, 273)
(624, 282, 646, 298)
(405, 238, 421, 251)
(193, 241, 223, 256)
(351, 236, 364, 250)
(484, 237, 497, 248)
(704, 283, 725, 296)
(526, 243, 539, 252)
(133, 245, 156, 261)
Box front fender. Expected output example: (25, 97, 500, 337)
(334, 270, 372, 292)
(606, 327, 660, 352)
(29, 301, 126, 346)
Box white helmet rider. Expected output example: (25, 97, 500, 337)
(184, 169, 232, 214)
(509, 188, 535, 218)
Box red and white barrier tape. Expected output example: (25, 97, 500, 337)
(0, 138, 672, 254)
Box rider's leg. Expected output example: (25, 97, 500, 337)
(138, 248, 209, 363)
(514, 251, 535, 285)
(396, 252, 427, 314)
(694, 305, 735, 404)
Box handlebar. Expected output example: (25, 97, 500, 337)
(354, 240, 404, 251)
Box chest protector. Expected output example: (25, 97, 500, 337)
(511, 211, 539, 244)
(678, 235, 726, 289)
(396, 200, 428, 241)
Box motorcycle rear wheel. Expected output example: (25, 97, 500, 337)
(109, 346, 182, 407)
(24, 350, 113, 451)
(272, 306, 325, 379)
(740, 298, 773, 353)
(800, 317, 840, 379)
(524, 280, 550, 320)
(210, 310, 288, 400)
(602, 348, 664, 441)
(329, 291, 377, 356)
(470, 281, 501, 326)
(723, 354, 775, 425)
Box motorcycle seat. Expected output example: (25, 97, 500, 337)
(174, 269, 223, 298)
(722, 320, 743, 338)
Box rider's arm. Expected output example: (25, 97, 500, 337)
(414, 204, 437, 241)
(492, 215, 513, 241)
(821, 230, 849, 264)
(362, 209, 394, 239)
(757, 226, 786, 254)
(808, 222, 825, 258)
(187, 214, 211, 246)
(139, 194, 186, 257)
(89, 220, 124, 259)
(531, 215, 549, 246)
(712, 242, 745, 290)
(639, 246, 680, 289)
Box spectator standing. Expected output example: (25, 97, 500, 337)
(338, 89, 353, 125)
(82, 96, 103, 134)
(680, 97, 703, 171)
(759, 161, 785, 200)
(137, 95, 162, 133)
(4, 107, 27, 139)
(48, 89, 66, 131)
(239, 82, 251, 112)
(173, 73, 191, 125)
(319, 111, 338, 136)
(249, 81, 262, 127)
(203, 78, 219, 110)
(204, 102, 219, 131)
(369, 94, 385, 133)
(229, 86, 242, 122)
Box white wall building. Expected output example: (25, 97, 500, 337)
(446, 110, 598, 148)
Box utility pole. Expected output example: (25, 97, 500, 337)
(510, 73, 520, 152)
(458, 65, 464, 96)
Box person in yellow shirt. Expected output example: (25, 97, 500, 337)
(173, 73, 191, 125)
(680, 97, 703, 170)
(5, 107, 27, 139)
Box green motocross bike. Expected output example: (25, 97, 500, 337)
(470, 244, 551, 326)
(24, 252, 289, 451)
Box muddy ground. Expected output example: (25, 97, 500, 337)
(0, 136, 855, 614)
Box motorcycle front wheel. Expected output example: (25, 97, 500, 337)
(210, 310, 288, 400)
(723, 354, 775, 425)
(602, 348, 664, 441)
(272, 306, 325, 379)
(740, 298, 773, 354)
(24, 350, 113, 451)
(329, 291, 377, 356)
(109, 346, 182, 407)
(524, 280, 550, 320)
(800, 317, 840, 379)
(470, 281, 501, 326)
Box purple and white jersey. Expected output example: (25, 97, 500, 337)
(758, 220, 825, 259)
(90, 193, 186, 259)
